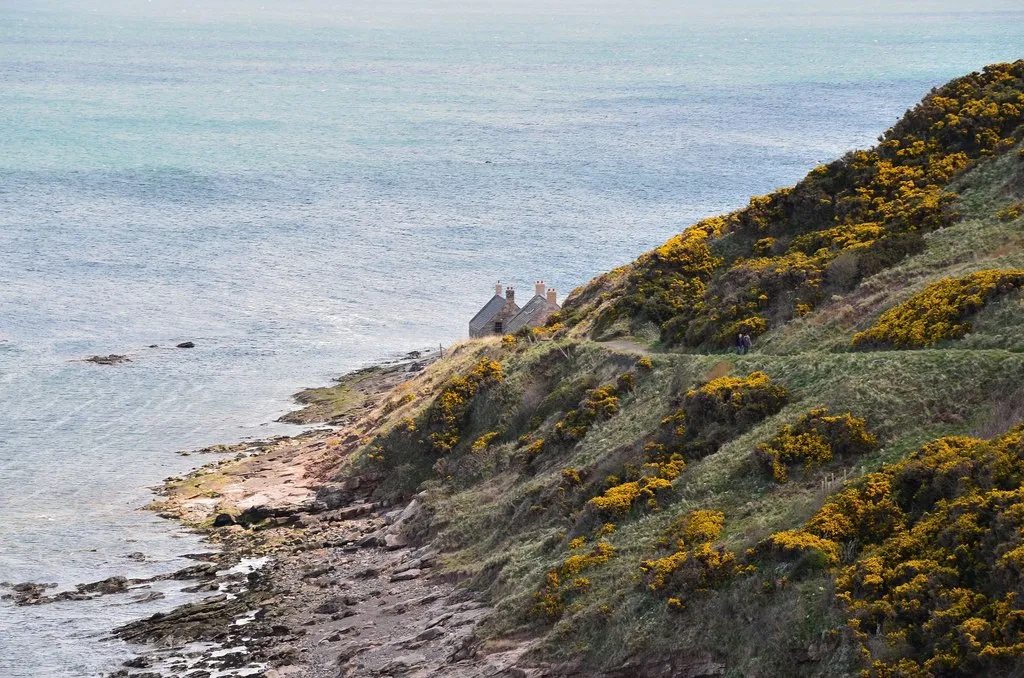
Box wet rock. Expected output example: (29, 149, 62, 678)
(131, 591, 166, 603)
(5, 582, 58, 605)
(80, 576, 129, 595)
(212, 513, 236, 527)
(86, 354, 131, 365)
(170, 562, 219, 580)
(355, 566, 380, 579)
(114, 594, 248, 644)
(176, 341, 196, 349)
(311, 484, 356, 512)
(356, 533, 383, 548)
(335, 642, 373, 664)
(414, 626, 445, 642)
(124, 552, 146, 562)
(215, 651, 249, 668)
(425, 612, 453, 628)
(122, 656, 151, 668)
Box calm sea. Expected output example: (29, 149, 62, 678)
(0, 1, 1021, 675)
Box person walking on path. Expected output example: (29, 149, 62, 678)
(742, 333, 753, 354)
(736, 333, 746, 355)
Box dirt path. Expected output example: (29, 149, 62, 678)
(596, 338, 655, 355)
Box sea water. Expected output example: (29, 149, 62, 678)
(1, 1, 1021, 675)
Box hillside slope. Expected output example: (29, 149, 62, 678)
(328, 62, 1024, 677)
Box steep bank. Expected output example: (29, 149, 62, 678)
(116, 61, 1024, 678)
(317, 62, 1024, 677)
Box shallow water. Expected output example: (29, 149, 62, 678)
(1, 1, 1022, 675)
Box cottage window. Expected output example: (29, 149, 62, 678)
(494, 321, 503, 334)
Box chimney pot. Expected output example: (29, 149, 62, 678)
(535, 280, 546, 298)
(495, 281, 503, 297)
(506, 286, 515, 304)
(547, 288, 557, 305)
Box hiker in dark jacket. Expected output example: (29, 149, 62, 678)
(742, 333, 753, 353)
(736, 333, 745, 355)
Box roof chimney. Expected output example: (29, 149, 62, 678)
(505, 286, 515, 304)
(495, 281, 503, 297)
(547, 288, 557, 305)
(535, 280, 546, 298)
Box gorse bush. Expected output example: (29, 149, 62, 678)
(997, 200, 1024, 222)
(426, 359, 503, 453)
(533, 541, 616, 619)
(852, 269, 1024, 349)
(677, 372, 789, 457)
(360, 357, 504, 496)
(586, 447, 685, 516)
(554, 385, 620, 441)
(558, 61, 1024, 347)
(754, 408, 878, 483)
(549, 367, 641, 447)
(758, 426, 1024, 675)
(587, 444, 685, 516)
(640, 510, 750, 604)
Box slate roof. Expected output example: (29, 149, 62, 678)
(506, 294, 560, 334)
(469, 294, 507, 334)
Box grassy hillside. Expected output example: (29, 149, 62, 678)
(331, 62, 1024, 677)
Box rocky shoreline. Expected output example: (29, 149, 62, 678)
(56, 346, 542, 678)
(3, 343, 724, 678)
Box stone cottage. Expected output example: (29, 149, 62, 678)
(469, 281, 560, 338)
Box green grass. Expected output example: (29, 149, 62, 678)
(755, 142, 1024, 356)
(328, 126, 1024, 678)
(378, 333, 1024, 676)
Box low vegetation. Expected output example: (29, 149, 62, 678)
(330, 62, 1024, 676)
(851, 269, 1024, 349)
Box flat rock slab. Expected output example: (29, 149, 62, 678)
(389, 569, 422, 582)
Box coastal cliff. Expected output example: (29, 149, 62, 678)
(118, 61, 1024, 677)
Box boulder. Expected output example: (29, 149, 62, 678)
(85, 354, 130, 365)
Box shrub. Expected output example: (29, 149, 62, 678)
(587, 477, 673, 515)
(561, 467, 582, 487)
(552, 367, 644, 444)
(587, 444, 686, 516)
(680, 372, 789, 457)
(753, 530, 840, 566)
(759, 425, 1024, 674)
(382, 391, 416, 414)
(852, 269, 1024, 349)
(562, 62, 1024, 348)
(523, 438, 546, 462)
(471, 431, 500, 453)
(425, 359, 503, 453)
(533, 542, 616, 619)
(997, 200, 1024, 222)
(754, 408, 878, 482)
(640, 510, 749, 595)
